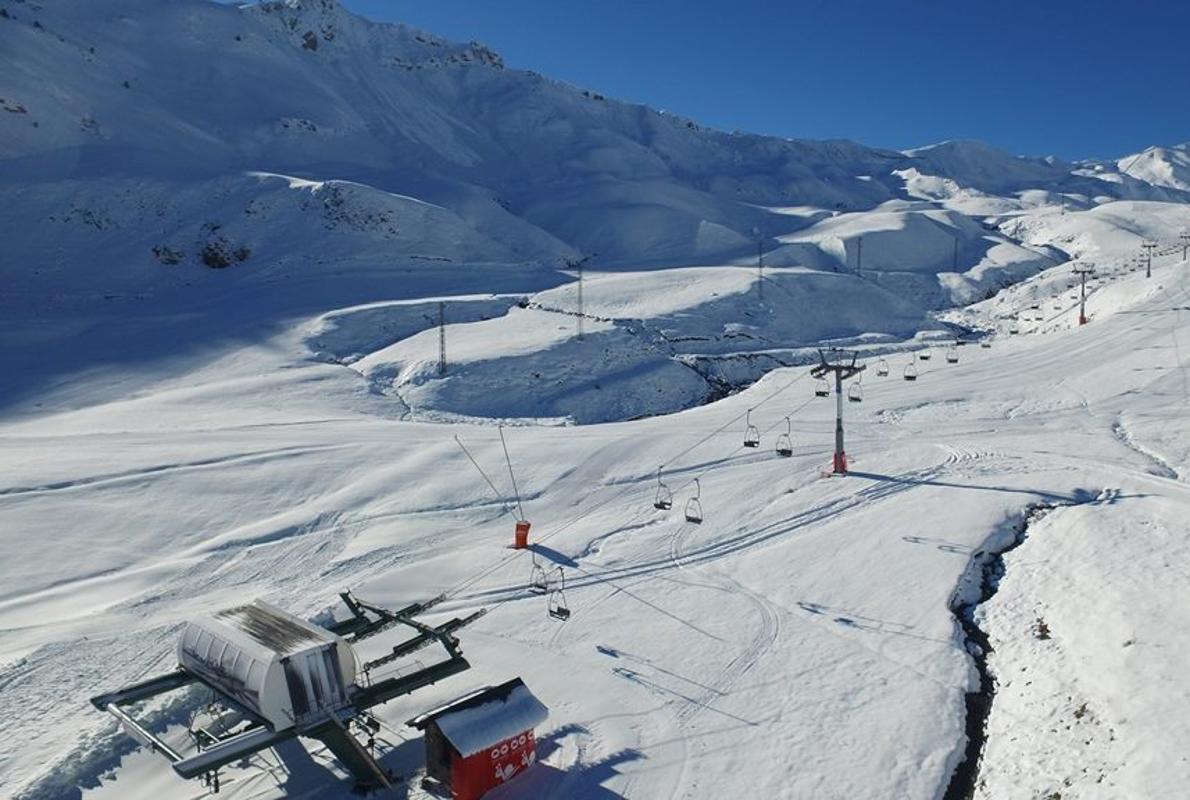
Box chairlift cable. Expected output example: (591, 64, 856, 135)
(453, 435, 517, 519)
(498, 425, 527, 522)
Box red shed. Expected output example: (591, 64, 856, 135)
(408, 677, 548, 800)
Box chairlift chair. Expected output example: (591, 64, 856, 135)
(529, 553, 550, 595)
(919, 347, 931, 361)
(848, 381, 863, 403)
(653, 467, 673, 510)
(775, 416, 793, 457)
(684, 478, 703, 524)
(547, 568, 570, 621)
(814, 378, 831, 398)
(980, 340, 992, 349)
(904, 362, 918, 381)
(876, 358, 889, 377)
(743, 409, 760, 448)
(946, 345, 959, 364)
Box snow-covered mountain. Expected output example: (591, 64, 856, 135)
(3, 3, 1190, 800)
(1118, 142, 1190, 192)
(3, 0, 1188, 425)
(0, 0, 1184, 283)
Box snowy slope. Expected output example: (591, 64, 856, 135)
(2, 236, 1188, 800)
(3, 2, 1190, 799)
(1118, 142, 1190, 192)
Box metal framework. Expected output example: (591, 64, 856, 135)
(810, 348, 866, 474)
(90, 591, 485, 793)
(1073, 262, 1095, 325)
(438, 301, 447, 376)
(1143, 240, 1157, 279)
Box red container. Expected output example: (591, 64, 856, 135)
(514, 520, 530, 549)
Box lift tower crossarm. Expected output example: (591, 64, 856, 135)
(810, 348, 866, 475)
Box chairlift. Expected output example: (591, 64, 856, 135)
(529, 552, 550, 595)
(918, 347, 931, 361)
(814, 378, 831, 398)
(743, 409, 760, 448)
(946, 345, 959, 364)
(684, 478, 703, 524)
(775, 416, 793, 457)
(653, 467, 673, 510)
(848, 381, 863, 403)
(547, 568, 570, 621)
(980, 339, 992, 349)
(876, 358, 889, 377)
(904, 361, 918, 381)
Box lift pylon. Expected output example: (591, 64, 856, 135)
(810, 348, 865, 475)
(1073, 262, 1094, 325)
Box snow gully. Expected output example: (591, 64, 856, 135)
(941, 495, 1094, 800)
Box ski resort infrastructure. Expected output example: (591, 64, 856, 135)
(1, 1, 1189, 798)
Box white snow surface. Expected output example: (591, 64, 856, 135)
(2, 1, 1190, 799)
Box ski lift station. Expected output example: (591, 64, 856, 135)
(409, 677, 549, 800)
(90, 592, 492, 792)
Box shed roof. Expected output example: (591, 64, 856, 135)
(409, 678, 548, 758)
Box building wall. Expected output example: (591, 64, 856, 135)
(450, 730, 537, 800)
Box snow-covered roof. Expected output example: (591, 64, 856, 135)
(409, 678, 548, 757)
(196, 600, 338, 660)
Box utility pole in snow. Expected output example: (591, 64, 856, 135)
(1143, 240, 1157, 279)
(757, 238, 764, 302)
(576, 261, 584, 340)
(1073, 262, 1094, 325)
(1180, 230, 1189, 261)
(810, 348, 865, 475)
(437, 302, 447, 376)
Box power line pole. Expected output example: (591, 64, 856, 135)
(576, 261, 584, 340)
(1143, 240, 1157, 279)
(757, 238, 764, 302)
(810, 348, 866, 475)
(1073, 262, 1094, 326)
(437, 301, 447, 375)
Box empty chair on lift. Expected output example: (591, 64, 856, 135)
(904, 361, 918, 381)
(547, 568, 570, 621)
(919, 347, 931, 361)
(684, 478, 703, 524)
(743, 409, 760, 448)
(946, 345, 959, 364)
(876, 359, 890, 377)
(529, 552, 552, 595)
(814, 378, 831, 398)
(653, 467, 673, 510)
(848, 381, 863, 403)
(980, 339, 992, 349)
(775, 416, 793, 457)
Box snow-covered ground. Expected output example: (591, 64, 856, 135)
(2, 236, 1188, 799)
(3, 2, 1190, 799)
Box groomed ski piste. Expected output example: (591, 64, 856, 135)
(2, 242, 1189, 799)
(3, 1, 1190, 798)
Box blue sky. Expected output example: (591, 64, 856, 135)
(340, 0, 1190, 160)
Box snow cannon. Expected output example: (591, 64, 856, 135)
(90, 592, 487, 791)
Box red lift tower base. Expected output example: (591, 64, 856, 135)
(833, 451, 848, 475)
